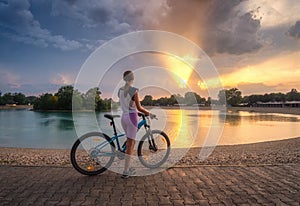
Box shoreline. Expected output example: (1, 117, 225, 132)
(1, 136, 299, 167)
(145, 106, 300, 115)
(0, 105, 33, 110)
(1, 105, 299, 115)
(227, 106, 300, 115)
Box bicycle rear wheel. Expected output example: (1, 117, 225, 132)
(70, 132, 115, 176)
(138, 130, 171, 168)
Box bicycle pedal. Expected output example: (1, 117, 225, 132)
(117, 151, 125, 160)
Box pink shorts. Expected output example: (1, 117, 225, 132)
(121, 112, 138, 139)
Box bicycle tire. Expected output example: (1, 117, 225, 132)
(138, 130, 171, 168)
(70, 132, 115, 176)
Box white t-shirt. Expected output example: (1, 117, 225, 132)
(118, 86, 138, 114)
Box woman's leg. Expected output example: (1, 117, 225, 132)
(124, 138, 135, 172)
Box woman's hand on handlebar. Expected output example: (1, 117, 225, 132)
(149, 113, 157, 120)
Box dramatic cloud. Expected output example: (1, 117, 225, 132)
(147, 0, 262, 55)
(211, 12, 262, 54)
(51, 0, 169, 34)
(288, 20, 300, 39)
(0, 0, 82, 50)
(0, 0, 299, 96)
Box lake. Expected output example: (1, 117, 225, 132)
(0, 108, 300, 149)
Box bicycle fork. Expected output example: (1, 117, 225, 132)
(147, 130, 158, 152)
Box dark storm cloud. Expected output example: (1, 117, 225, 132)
(155, 0, 262, 55)
(50, 0, 168, 33)
(212, 12, 262, 54)
(50, 0, 136, 39)
(88, 7, 111, 24)
(288, 20, 300, 38)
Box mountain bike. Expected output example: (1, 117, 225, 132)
(70, 113, 171, 176)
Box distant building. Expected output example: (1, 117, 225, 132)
(255, 101, 300, 108)
(6, 104, 17, 107)
(192, 103, 206, 107)
(174, 104, 186, 106)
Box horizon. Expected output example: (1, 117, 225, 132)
(1, 85, 299, 101)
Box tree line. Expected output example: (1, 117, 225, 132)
(218, 88, 300, 106)
(140, 88, 300, 107)
(0, 86, 113, 111)
(1, 87, 299, 109)
(0, 92, 36, 105)
(141, 92, 210, 106)
(33, 86, 114, 111)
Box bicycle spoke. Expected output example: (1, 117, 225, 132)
(70, 132, 115, 175)
(138, 130, 170, 168)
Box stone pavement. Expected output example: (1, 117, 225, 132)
(0, 164, 299, 206)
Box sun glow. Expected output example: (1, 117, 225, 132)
(220, 51, 300, 89)
(167, 55, 194, 88)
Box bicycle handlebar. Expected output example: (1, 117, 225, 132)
(138, 112, 148, 117)
(138, 112, 158, 120)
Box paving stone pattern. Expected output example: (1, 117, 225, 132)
(0, 165, 299, 205)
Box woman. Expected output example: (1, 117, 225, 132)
(118, 70, 156, 178)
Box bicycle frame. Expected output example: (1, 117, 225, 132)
(94, 116, 150, 154)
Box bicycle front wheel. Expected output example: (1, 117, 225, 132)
(138, 130, 171, 168)
(70, 132, 115, 176)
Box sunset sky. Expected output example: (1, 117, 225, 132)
(0, 0, 299, 98)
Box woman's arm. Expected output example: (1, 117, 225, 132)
(134, 92, 156, 118)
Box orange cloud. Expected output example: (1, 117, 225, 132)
(219, 51, 300, 93)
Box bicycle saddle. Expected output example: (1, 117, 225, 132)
(104, 114, 120, 120)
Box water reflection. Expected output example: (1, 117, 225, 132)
(223, 112, 241, 126)
(178, 110, 300, 147)
(37, 112, 74, 130)
(0, 109, 300, 148)
(58, 118, 74, 130)
(246, 114, 299, 122)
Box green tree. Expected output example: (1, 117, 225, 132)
(173, 94, 185, 104)
(168, 95, 178, 105)
(141, 95, 153, 106)
(271, 93, 285, 102)
(218, 90, 226, 105)
(2, 93, 14, 104)
(155, 97, 168, 106)
(184, 92, 206, 105)
(0, 91, 3, 105)
(13, 92, 27, 105)
(227, 88, 242, 106)
(56, 85, 74, 110)
(83, 87, 100, 110)
(33, 93, 58, 110)
(219, 88, 242, 106)
(206, 97, 212, 106)
(97, 98, 111, 111)
(72, 92, 83, 110)
(26, 96, 37, 105)
(246, 95, 261, 105)
(286, 89, 300, 101)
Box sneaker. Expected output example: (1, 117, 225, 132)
(121, 167, 136, 179)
